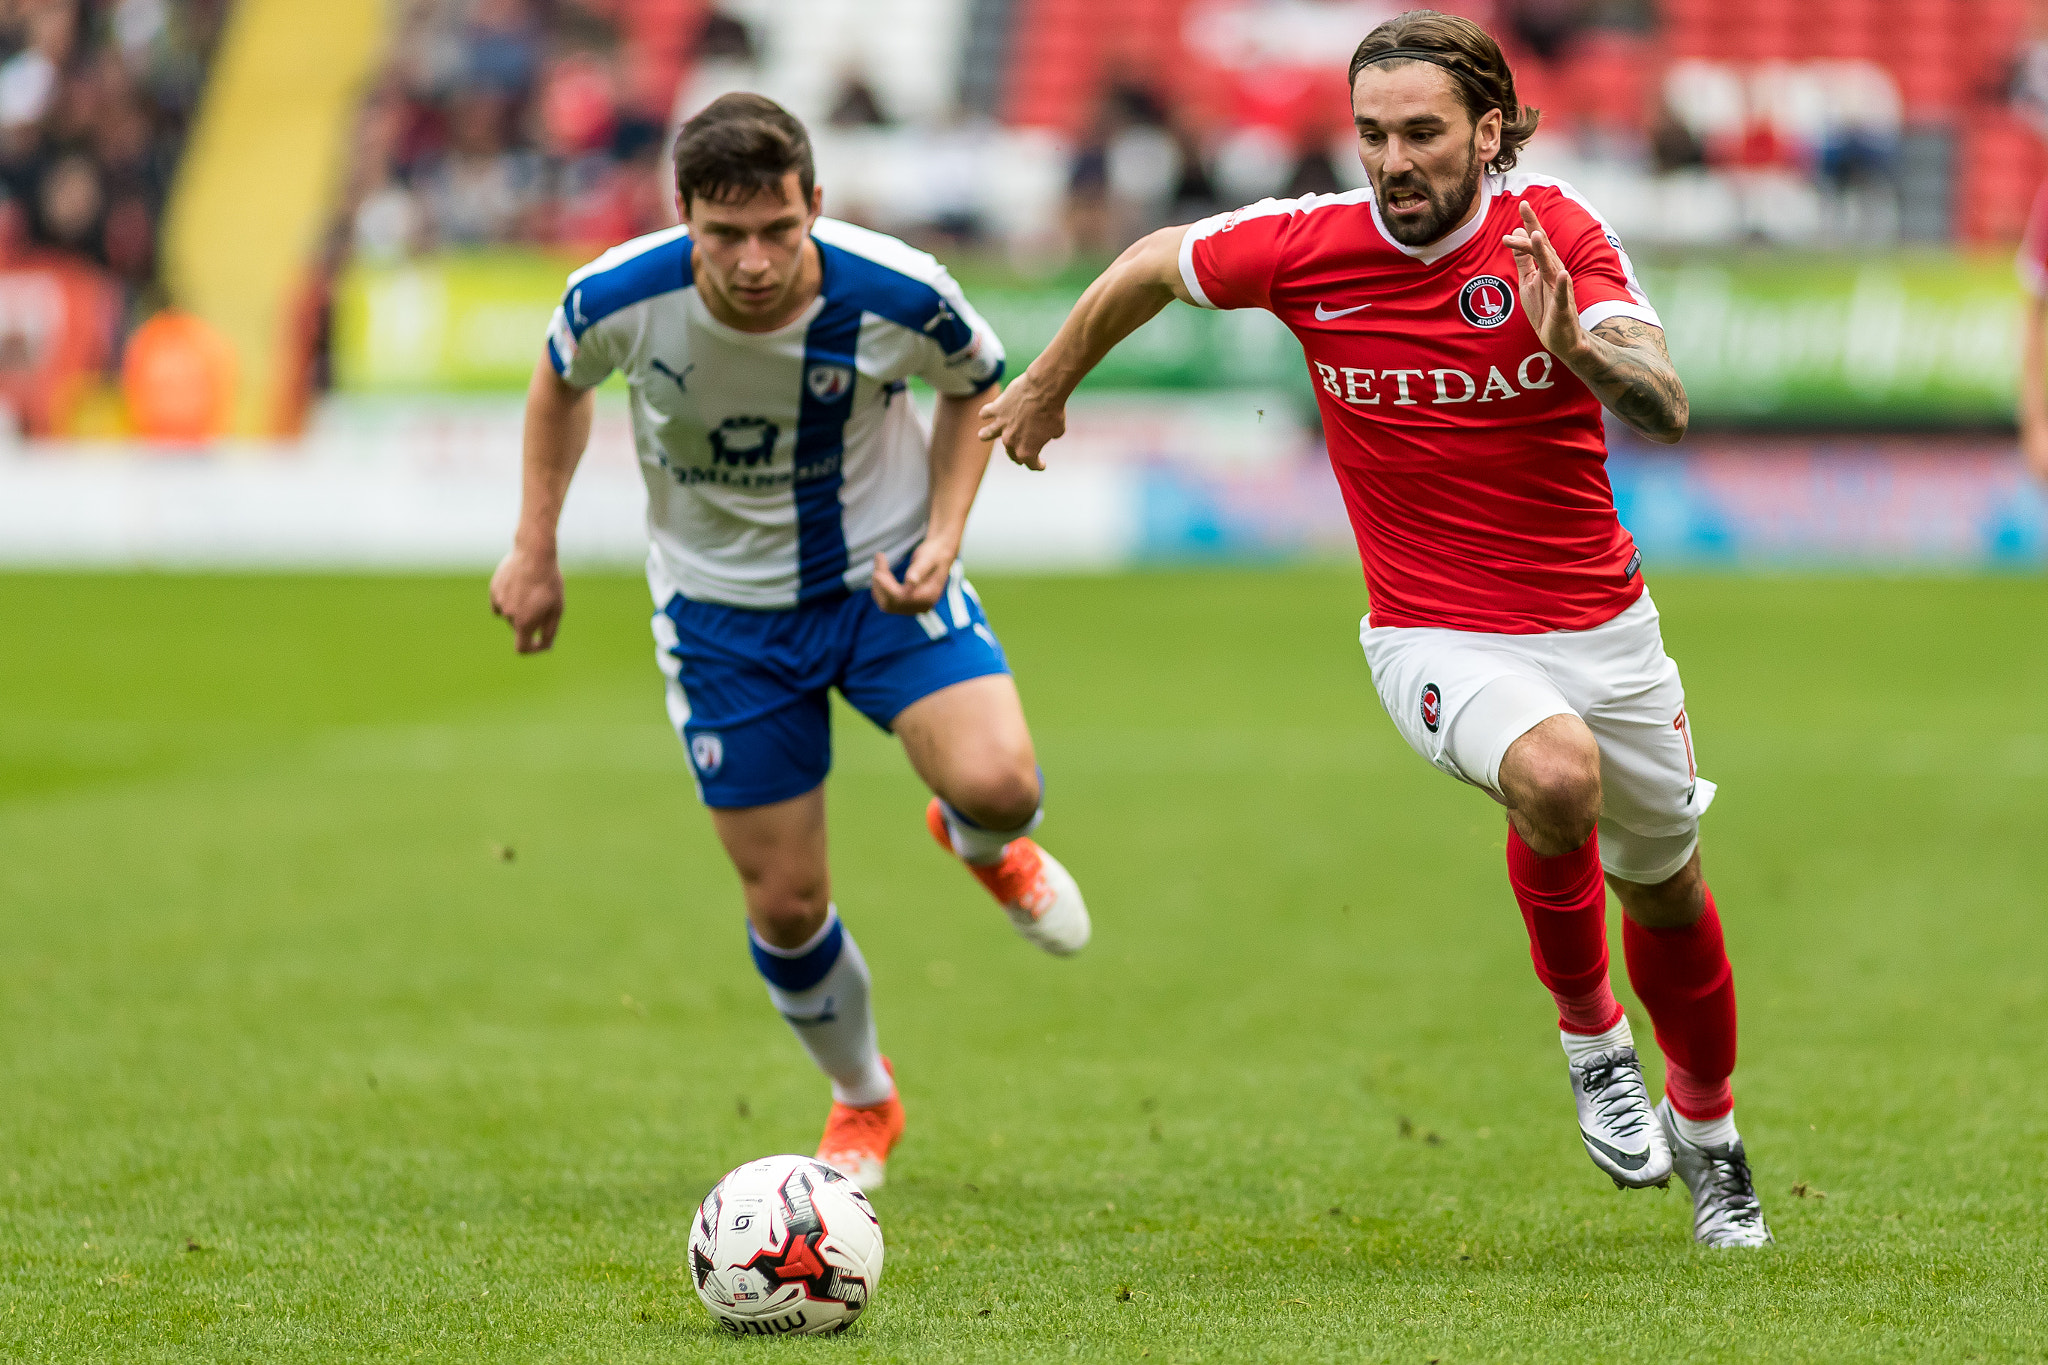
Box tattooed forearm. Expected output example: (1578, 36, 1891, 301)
(1567, 317, 1690, 444)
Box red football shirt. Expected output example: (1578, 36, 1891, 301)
(1182, 172, 1659, 633)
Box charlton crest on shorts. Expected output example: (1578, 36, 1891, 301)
(1421, 683, 1443, 733)
(1459, 275, 1515, 329)
(806, 364, 854, 402)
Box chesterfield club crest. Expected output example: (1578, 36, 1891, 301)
(805, 363, 854, 402)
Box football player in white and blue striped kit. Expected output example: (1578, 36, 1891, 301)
(489, 94, 1089, 1188)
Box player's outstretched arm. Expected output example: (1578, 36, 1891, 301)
(1504, 201, 1689, 445)
(489, 357, 595, 653)
(871, 388, 994, 615)
(978, 225, 1197, 470)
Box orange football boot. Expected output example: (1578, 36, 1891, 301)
(816, 1057, 902, 1190)
(925, 797, 1091, 955)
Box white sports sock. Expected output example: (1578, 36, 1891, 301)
(749, 906, 893, 1107)
(1560, 1014, 1635, 1066)
(937, 797, 1042, 867)
(1671, 1108, 1740, 1149)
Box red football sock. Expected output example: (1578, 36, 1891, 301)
(1622, 885, 1737, 1120)
(1506, 825, 1624, 1035)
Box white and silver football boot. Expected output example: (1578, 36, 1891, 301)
(1569, 1046, 1673, 1188)
(1657, 1099, 1773, 1247)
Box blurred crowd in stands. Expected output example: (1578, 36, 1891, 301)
(339, 0, 2048, 271)
(4, 0, 2046, 294)
(345, 0, 678, 261)
(0, 0, 223, 301)
(6, 0, 2048, 438)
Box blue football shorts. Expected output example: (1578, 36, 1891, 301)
(651, 562, 1010, 809)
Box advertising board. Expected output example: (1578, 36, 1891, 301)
(331, 250, 2030, 427)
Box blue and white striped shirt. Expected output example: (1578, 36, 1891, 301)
(546, 218, 1004, 609)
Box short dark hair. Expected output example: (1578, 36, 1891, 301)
(1348, 10, 1541, 173)
(672, 92, 815, 211)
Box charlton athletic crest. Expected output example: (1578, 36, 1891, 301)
(1421, 683, 1442, 734)
(1459, 275, 1515, 329)
(805, 364, 854, 402)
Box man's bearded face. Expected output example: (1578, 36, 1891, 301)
(1351, 62, 1495, 248)
(1372, 130, 1483, 246)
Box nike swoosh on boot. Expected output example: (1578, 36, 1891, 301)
(1581, 1130, 1651, 1170)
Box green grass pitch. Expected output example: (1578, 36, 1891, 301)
(2, 567, 2044, 1362)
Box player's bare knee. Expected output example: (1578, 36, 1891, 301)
(941, 761, 1040, 833)
(946, 780, 1040, 834)
(749, 895, 831, 950)
(1544, 771, 1602, 842)
(1503, 722, 1601, 845)
(741, 871, 832, 948)
(1612, 855, 1704, 929)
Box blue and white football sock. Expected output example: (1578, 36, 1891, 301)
(748, 906, 893, 1108)
(934, 797, 1043, 867)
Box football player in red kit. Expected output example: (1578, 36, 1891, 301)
(981, 9, 1770, 1247)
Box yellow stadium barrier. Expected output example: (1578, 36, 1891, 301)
(162, 0, 390, 436)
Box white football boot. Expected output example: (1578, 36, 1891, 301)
(1657, 1099, 1774, 1247)
(925, 798, 1090, 955)
(1569, 1046, 1674, 1188)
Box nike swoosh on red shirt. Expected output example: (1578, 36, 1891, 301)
(1313, 301, 1372, 320)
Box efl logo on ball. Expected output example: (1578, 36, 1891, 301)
(1459, 276, 1514, 328)
(1421, 683, 1442, 733)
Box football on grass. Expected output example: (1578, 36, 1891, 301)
(689, 1155, 884, 1335)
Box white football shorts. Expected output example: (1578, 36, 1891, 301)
(1359, 592, 1715, 884)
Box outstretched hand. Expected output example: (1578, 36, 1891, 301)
(977, 370, 1064, 472)
(1503, 200, 1584, 361)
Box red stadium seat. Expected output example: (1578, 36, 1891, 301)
(1565, 32, 1656, 131)
(1007, 0, 1110, 132)
(619, 0, 709, 116)
(991, 0, 2042, 249)
(1957, 113, 2048, 243)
